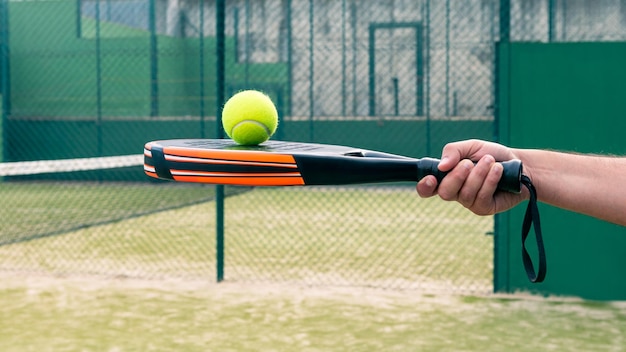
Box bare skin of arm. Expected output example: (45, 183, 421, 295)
(416, 139, 626, 226)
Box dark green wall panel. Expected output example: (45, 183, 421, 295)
(497, 42, 626, 300)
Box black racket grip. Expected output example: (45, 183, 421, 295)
(416, 158, 523, 193)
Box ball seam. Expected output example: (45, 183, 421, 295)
(231, 120, 272, 136)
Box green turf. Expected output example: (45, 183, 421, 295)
(0, 183, 220, 278)
(0, 276, 624, 351)
(0, 186, 492, 291)
(223, 188, 493, 291)
(0, 185, 624, 350)
(0, 182, 243, 245)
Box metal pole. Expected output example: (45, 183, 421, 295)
(149, 0, 158, 117)
(199, 0, 205, 137)
(368, 24, 375, 116)
(245, 0, 250, 86)
(308, 0, 314, 141)
(350, 0, 357, 116)
(0, 0, 10, 162)
(392, 77, 399, 116)
(95, 0, 103, 157)
(445, 0, 450, 117)
(286, 0, 292, 116)
(548, 0, 555, 42)
(341, 0, 346, 117)
(215, 0, 226, 283)
(424, 0, 430, 156)
(561, 0, 567, 41)
(416, 23, 423, 116)
(499, 0, 510, 43)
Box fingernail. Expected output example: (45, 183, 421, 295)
(425, 178, 434, 187)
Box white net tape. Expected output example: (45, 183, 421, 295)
(0, 155, 144, 177)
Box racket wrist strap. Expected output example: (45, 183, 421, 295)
(520, 174, 546, 283)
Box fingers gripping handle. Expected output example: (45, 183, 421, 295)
(416, 158, 523, 193)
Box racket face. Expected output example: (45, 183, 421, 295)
(144, 139, 415, 186)
(147, 139, 368, 156)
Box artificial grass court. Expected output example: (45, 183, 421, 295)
(0, 184, 624, 350)
(0, 185, 492, 290)
(0, 274, 625, 351)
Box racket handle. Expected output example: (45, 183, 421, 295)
(416, 158, 523, 193)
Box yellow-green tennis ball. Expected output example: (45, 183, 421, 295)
(221, 90, 279, 146)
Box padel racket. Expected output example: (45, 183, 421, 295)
(144, 139, 524, 193)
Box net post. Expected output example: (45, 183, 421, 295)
(215, 0, 226, 283)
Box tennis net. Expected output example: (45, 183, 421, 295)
(0, 155, 240, 247)
(0, 155, 143, 177)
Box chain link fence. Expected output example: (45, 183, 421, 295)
(1, 0, 624, 293)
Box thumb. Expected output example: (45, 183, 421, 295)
(438, 155, 456, 172)
(438, 139, 486, 172)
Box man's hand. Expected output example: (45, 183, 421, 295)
(416, 140, 527, 215)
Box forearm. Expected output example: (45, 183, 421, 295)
(513, 149, 626, 226)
